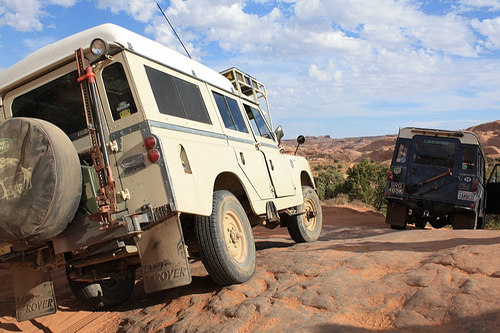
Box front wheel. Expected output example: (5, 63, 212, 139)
(285, 186, 323, 243)
(195, 190, 256, 286)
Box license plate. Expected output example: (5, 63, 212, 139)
(458, 190, 476, 201)
(388, 181, 405, 195)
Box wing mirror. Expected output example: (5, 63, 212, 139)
(294, 135, 305, 155)
(274, 125, 284, 144)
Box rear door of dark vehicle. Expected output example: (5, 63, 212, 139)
(406, 136, 458, 200)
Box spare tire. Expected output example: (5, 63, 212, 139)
(0, 117, 82, 245)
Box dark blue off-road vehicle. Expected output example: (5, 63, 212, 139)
(385, 127, 490, 229)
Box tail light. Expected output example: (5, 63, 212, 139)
(387, 171, 393, 181)
(472, 181, 478, 191)
(147, 149, 160, 163)
(144, 135, 160, 163)
(144, 136, 157, 149)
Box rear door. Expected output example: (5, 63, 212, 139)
(406, 136, 458, 200)
(486, 164, 500, 214)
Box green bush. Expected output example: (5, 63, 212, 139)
(485, 215, 500, 230)
(313, 164, 345, 201)
(340, 159, 389, 211)
(313, 160, 389, 211)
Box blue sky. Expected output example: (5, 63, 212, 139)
(0, 0, 499, 139)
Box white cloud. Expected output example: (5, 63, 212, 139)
(0, 0, 77, 31)
(472, 17, 500, 49)
(0, 0, 44, 31)
(459, 0, 500, 11)
(1, 0, 499, 137)
(96, 0, 158, 22)
(138, 0, 499, 133)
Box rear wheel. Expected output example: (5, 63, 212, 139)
(285, 186, 322, 243)
(195, 190, 256, 286)
(414, 218, 426, 229)
(66, 267, 136, 310)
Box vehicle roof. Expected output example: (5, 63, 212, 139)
(0, 23, 235, 95)
(398, 127, 481, 146)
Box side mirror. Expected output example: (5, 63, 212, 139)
(294, 135, 305, 155)
(274, 125, 284, 144)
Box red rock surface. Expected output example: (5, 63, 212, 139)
(1, 205, 499, 332)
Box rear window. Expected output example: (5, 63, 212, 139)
(394, 140, 409, 163)
(462, 146, 476, 171)
(412, 138, 457, 168)
(11, 70, 86, 138)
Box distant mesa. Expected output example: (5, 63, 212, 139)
(282, 120, 500, 166)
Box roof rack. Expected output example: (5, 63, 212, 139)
(220, 67, 273, 128)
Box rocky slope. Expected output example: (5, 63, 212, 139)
(1, 206, 499, 332)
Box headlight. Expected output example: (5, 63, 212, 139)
(90, 38, 109, 57)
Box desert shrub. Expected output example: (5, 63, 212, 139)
(485, 215, 500, 230)
(313, 164, 345, 200)
(340, 159, 389, 210)
(324, 193, 350, 206)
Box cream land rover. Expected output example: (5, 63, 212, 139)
(0, 24, 322, 321)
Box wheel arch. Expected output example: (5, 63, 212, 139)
(213, 172, 252, 214)
(300, 170, 315, 189)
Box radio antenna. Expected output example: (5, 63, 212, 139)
(157, 3, 192, 59)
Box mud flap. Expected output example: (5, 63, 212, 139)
(386, 204, 407, 226)
(135, 214, 191, 293)
(11, 262, 57, 322)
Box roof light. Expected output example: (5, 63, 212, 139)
(90, 38, 109, 57)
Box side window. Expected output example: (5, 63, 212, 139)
(103, 63, 138, 121)
(395, 140, 408, 163)
(461, 146, 476, 171)
(145, 65, 211, 124)
(478, 151, 484, 180)
(11, 71, 86, 138)
(244, 104, 273, 140)
(212, 92, 248, 133)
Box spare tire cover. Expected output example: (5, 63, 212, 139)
(0, 117, 82, 245)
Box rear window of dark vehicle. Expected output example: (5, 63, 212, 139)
(412, 138, 457, 168)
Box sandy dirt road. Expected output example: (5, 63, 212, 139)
(0, 205, 499, 332)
